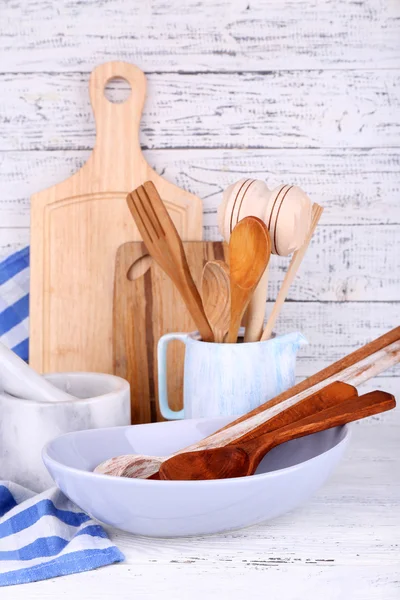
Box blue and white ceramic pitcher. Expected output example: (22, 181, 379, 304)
(157, 330, 307, 420)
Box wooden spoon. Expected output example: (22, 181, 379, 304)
(218, 180, 312, 342)
(201, 260, 231, 343)
(158, 391, 396, 480)
(95, 380, 356, 478)
(226, 216, 271, 343)
(127, 181, 214, 342)
(95, 333, 400, 479)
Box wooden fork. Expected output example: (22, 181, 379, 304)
(126, 181, 214, 342)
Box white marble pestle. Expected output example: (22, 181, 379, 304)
(0, 340, 76, 402)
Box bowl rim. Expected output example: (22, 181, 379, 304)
(42, 420, 350, 487)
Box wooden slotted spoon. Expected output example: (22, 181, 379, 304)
(126, 181, 214, 342)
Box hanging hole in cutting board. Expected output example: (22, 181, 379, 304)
(104, 77, 132, 104)
(127, 254, 153, 281)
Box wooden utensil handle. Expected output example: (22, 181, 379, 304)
(214, 328, 400, 436)
(89, 61, 146, 147)
(261, 203, 323, 341)
(226, 287, 248, 343)
(165, 262, 214, 342)
(244, 267, 269, 342)
(179, 269, 215, 342)
(271, 390, 394, 444)
(205, 339, 400, 449)
(229, 380, 357, 445)
(244, 390, 395, 469)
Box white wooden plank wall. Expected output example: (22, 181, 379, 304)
(0, 0, 399, 398)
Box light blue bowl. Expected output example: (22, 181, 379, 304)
(43, 417, 350, 537)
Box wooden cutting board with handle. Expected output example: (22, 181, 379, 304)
(29, 61, 202, 373)
(114, 241, 227, 423)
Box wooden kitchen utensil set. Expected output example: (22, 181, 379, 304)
(158, 390, 395, 480)
(218, 179, 317, 341)
(29, 61, 398, 448)
(28, 61, 326, 423)
(96, 326, 400, 480)
(126, 179, 321, 347)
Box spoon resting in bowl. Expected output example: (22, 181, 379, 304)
(158, 390, 395, 480)
(94, 380, 357, 478)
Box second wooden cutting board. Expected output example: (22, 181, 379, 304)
(114, 241, 227, 423)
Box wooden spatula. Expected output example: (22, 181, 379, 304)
(226, 217, 271, 343)
(158, 390, 396, 480)
(127, 181, 214, 342)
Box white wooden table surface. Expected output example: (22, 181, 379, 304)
(1, 0, 399, 597)
(5, 414, 400, 599)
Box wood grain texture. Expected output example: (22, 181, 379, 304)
(159, 390, 395, 480)
(4, 225, 399, 302)
(201, 260, 231, 343)
(114, 241, 227, 423)
(5, 565, 400, 600)
(158, 381, 357, 479)
(127, 182, 213, 342)
(210, 330, 400, 441)
(2, 149, 399, 227)
(227, 216, 271, 343)
(29, 62, 203, 373)
(101, 333, 400, 481)
(134, 334, 399, 480)
(1, 0, 400, 72)
(1, 70, 399, 151)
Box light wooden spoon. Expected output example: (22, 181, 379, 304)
(226, 216, 271, 343)
(201, 260, 231, 343)
(218, 180, 312, 342)
(158, 391, 396, 480)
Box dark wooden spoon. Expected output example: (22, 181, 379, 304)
(158, 391, 396, 480)
(97, 380, 356, 479)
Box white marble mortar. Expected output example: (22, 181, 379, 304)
(0, 372, 130, 492)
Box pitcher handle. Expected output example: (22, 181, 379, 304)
(157, 333, 188, 420)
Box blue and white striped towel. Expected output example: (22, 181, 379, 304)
(0, 247, 30, 362)
(0, 250, 124, 584)
(0, 482, 124, 586)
